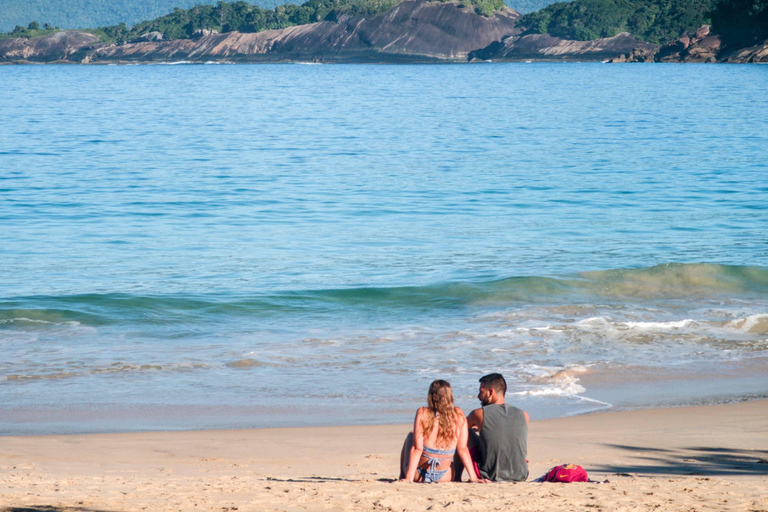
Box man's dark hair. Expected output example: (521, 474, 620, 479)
(479, 373, 507, 396)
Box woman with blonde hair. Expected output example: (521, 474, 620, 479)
(399, 380, 485, 483)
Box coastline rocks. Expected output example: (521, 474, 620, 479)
(656, 26, 722, 63)
(609, 25, 768, 63)
(723, 40, 768, 63)
(1, 10, 766, 64)
(0, 30, 100, 62)
(472, 32, 659, 61)
(608, 47, 656, 62)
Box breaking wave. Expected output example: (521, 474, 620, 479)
(2, 263, 767, 326)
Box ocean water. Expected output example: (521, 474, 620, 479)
(1, 63, 767, 435)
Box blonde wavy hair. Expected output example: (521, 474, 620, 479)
(420, 380, 460, 448)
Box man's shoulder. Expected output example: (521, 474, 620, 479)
(484, 403, 528, 422)
(468, 407, 484, 418)
(466, 407, 484, 430)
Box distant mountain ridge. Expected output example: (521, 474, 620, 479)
(0, 0, 556, 32)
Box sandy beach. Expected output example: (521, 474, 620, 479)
(1, 400, 766, 511)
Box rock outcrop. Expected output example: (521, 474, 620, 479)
(94, 1, 522, 63)
(0, 30, 100, 62)
(723, 40, 768, 63)
(654, 25, 722, 62)
(470, 32, 659, 61)
(609, 25, 768, 63)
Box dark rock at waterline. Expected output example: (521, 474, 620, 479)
(609, 24, 768, 63)
(655, 26, 722, 63)
(722, 40, 768, 63)
(470, 31, 659, 61)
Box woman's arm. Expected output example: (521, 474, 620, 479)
(402, 408, 426, 482)
(455, 410, 486, 483)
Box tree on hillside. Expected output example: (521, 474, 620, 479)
(710, 0, 768, 46)
(518, 0, 718, 43)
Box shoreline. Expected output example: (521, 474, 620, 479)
(2, 392, 768, 438)
(1, 399, 766, 511)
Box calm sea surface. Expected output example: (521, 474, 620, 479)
(1, 63, 768, 435)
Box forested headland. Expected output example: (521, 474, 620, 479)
(2, 0, 766, 58)
(518, 0, 767, 46)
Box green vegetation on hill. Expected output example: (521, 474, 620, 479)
(0, 0, 287, 33)
(3, 0, 763, 48)
(710, 0, 768, 46)
(89, 0, 505, 42)
(518, 0, 718, 43)
(2, 0, 508, 41)
(121, 0, 399, 41)
(0, 20, 59, 39)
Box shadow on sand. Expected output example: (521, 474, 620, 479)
(2, 507, 119, 512)
(592, 445, 768, 476)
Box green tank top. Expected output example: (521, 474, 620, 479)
(478, 403, 529, 481)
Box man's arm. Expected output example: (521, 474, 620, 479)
(466, 407, 484, 432)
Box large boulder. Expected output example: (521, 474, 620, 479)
(723, 40, 768, 63)
(471, 32, 659, 61)
(0, 30, 100, 62)
(655, 25, 722, 62)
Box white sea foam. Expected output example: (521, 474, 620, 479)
(0, 318, 80, 326)
(575, 317, 697, 332)
(725, 314, 768, 334)
(512, 364, 591, 397)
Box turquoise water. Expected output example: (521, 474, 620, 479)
(1, 63, 768, 434)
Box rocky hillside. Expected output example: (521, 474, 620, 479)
(0, 0, 673, 63)
(469, 31, 659, 60)
(1, 0, 763, 63)
(610, 24, 768, 62)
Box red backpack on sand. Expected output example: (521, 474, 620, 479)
(538, 464, 589, 482)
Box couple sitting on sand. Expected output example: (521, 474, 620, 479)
(399, 373, 529, 483)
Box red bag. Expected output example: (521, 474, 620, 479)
(539, 464, 589, 482)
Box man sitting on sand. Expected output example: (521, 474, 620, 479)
(458, 373, 529, 482)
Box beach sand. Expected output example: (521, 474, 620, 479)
(1, 400, 766, 512)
